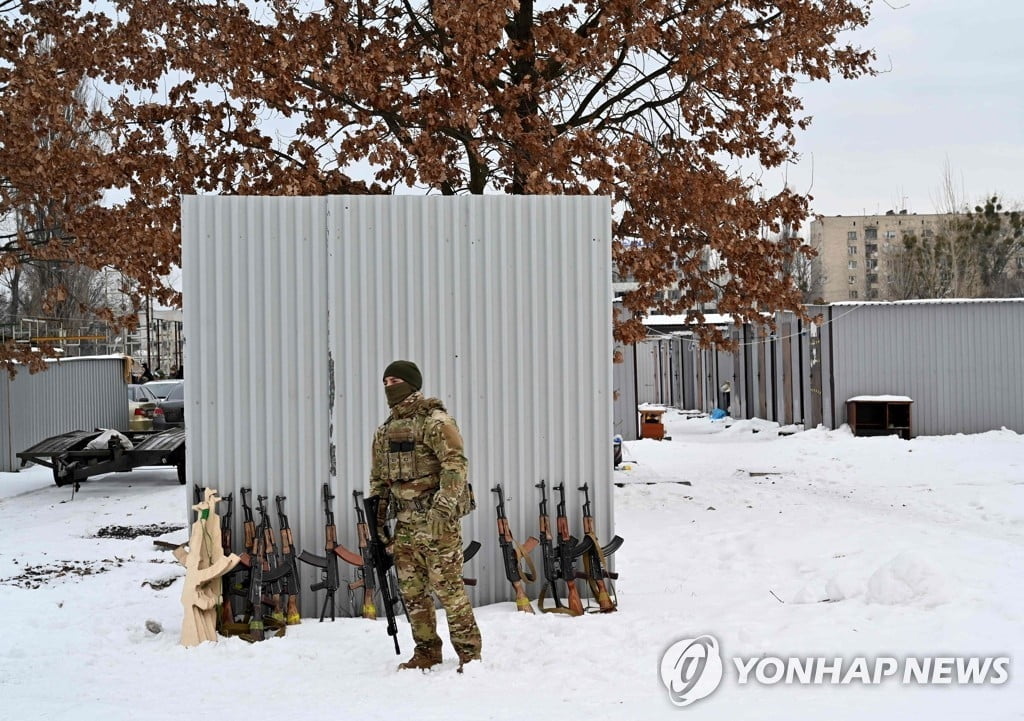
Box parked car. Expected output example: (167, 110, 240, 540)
(127, 384, 163, 431)
(156, 383, 185, 427)
(143, 379, 184, 401)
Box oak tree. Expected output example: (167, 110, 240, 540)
(2, 0, 876, 371)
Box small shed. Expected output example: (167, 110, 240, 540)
(0, 356, 130, 472)
(638, 404, 668, 440)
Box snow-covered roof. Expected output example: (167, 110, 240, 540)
(831, 298, 1024, 307)
(847, 395, 914, 403)
(643, 313, 738, 326)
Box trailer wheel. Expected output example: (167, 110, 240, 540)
(176, 462, 186, 485)
(52, 458, 76, 487)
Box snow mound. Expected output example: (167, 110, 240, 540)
(722, 418, 780, 434)
(865, 551, 949, 607)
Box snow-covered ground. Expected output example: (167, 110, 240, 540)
(1, 414, 1021, 720)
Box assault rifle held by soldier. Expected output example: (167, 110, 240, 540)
(576, 482, 623, 613)
(536, 480, 589, 616)
(298, 483, 344, 621)
(275, 495, 302, 625)
(363, 494, 402, 655)
(491, 484, 539, 614)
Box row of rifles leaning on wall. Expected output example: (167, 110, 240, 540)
(187, 479, 623, 645)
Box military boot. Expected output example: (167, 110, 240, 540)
(398, 644, 442, 671)
(456, 651, 481, 674)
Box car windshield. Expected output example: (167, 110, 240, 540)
(145, 380, 182, 398)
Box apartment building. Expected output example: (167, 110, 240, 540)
(810, 211, 954, 303)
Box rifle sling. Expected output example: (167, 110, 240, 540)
(514, 538, 538, 584)
(537, 584, 582, 616)
(581, 530, 618, 612)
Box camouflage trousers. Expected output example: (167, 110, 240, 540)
(393, 513, 482, 660)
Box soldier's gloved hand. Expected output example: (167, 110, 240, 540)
(427, 497, 456, 538)
(375, 499, 390, 540)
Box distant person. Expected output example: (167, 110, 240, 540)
(140, 362, 154, 383)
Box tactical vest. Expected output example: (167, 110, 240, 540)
(383, 408, 475, 517)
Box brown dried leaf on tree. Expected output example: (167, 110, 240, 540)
(2, 0, 876, 370)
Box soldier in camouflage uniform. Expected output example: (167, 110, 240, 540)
(369, 360, 482, 672)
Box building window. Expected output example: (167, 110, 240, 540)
(867, 289, 878, 299)
(848, 260, 858, 269)
(865, 243, 878, 254)
(1016, 257, 1024, 270)
(847, 231, 858, 241)
(884, 230, 897, 239)
(864, 227, 878, 240)
(849, 291, 859, 299)
(922, 229, 934, 238)
(848, 245, 857, 254)
(849, 275, 857, 285)
(866, 258, 878, 270)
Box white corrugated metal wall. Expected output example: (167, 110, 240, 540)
(1, 357, 126, 472)
(649, 301, 1024, 434)
(183, 195, 613, 618)
(828, 300, 1024, 435)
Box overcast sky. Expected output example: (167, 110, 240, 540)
(776, 0, 1024, 220)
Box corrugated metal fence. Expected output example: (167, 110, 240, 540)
(1, 357, 128, 472)
(182, 195, 614, 618)
(638, 300, 1024, 435)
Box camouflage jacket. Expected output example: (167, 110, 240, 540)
(369, 392, 471, 521)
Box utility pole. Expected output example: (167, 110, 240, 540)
(145, 296, 153, 369)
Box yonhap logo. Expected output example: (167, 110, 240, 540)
(659, 635, 724, 707)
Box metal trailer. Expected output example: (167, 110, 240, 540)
(16, 427, 187, 487)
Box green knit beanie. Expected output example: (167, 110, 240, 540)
(382, 360, 422, 391)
